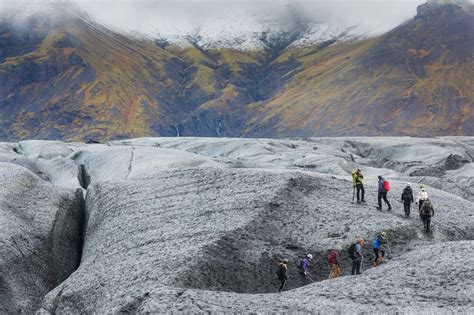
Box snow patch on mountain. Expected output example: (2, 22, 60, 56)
(0, 1, 373, 50)
(157, 19, 359, 50)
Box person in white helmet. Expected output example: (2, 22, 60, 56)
(299, 253, 313, 285)
(416, 184, 429, 213)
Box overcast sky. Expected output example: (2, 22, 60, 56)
(0, 0, 463, 36)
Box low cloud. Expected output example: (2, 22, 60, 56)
(0, 0, 461, 37)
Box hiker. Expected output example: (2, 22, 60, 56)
(419, 198, 435, 232)
(372, 232, 387, 266)
(401, 183, 414, 217)
(352, 169, 365, 203)
(416, 185, 429, 213)
(299, 254, 313, 285)
(327, 245, 343, 279)
(349, 238, 365, 275)
(276, 259, 289, 292)
(377, 176, 392, 211)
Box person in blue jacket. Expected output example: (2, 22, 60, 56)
(372, 231, 387, 266)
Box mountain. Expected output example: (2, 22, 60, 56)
(0, 0, 472, 141)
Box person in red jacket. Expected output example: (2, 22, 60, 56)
(327, 245, 343, 278)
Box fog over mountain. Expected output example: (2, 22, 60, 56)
(1, 0, 430, 38)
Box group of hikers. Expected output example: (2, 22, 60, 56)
(351, 169, 435, 226)
(275, 169, 436, 293)
(275, 233, 387, 292)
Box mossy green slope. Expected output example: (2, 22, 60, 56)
(244, 1, 474, 137)
(0, 1, 472, 140)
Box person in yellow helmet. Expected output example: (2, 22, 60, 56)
(372, 231, 387, 267)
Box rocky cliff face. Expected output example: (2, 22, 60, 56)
(0, 136, 473, 313)
(0, 1, 472, 141)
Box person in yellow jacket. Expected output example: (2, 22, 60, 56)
(352, 169, 365, 203)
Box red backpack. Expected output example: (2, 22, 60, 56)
(383, 180, 391, 192)
(327, 251, 337, 264)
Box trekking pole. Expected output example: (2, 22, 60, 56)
(386, 243, 393, 257)
(306, 273, 315, 283)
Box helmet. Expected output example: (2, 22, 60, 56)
(407, 182, 411, 186)
(307, 254, 313, 260)
(335, 245, 343, 251)
(380, 231, 387, 238)
(282, 259, 289, 264)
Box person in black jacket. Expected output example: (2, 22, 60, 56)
(420, 199, 435, 233)
(401, 183, 414, 217)
(276, 259, 289, 292)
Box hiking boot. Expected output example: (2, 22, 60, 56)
(376, 207, 382, 211)
(371, 261, 377, 267)
(387, 207, 392, 211)
(361, 199, 366, 203)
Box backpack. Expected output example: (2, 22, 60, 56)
(276, 264, 285, 278)
(402, 188, 412, 201)
(299, 259, 304, 272)
(383, 180, 390, 192)
(327, 251, 337, 264)
(421, 202, 433, 216)
(348, 243, 356, 259)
